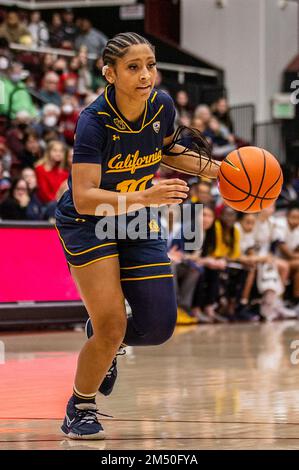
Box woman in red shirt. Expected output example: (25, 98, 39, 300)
(35, 140, 69, 203)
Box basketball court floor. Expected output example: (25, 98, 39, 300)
(0, 321, 299, 450)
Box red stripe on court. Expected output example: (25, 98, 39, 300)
(0, 354, 78, 419)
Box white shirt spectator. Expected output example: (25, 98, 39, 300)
(235, 222, 255, 254)
(275, 217, 299, 251)
(28, 22, 49, 47)
(254, 216, 285, 256)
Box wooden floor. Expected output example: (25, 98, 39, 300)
(1, 321, 299, 450)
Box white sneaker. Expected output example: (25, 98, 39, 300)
(273, 299, 297, 319)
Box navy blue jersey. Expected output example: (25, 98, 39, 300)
(65, 85, 175, 204)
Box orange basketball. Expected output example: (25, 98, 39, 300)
(218, 146, 283, 213)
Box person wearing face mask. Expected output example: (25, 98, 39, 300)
(33, 103, 61, 139)
(0, 62, 37, 120)
(62, 76, 78, 96)
(59, 96, 80, 145)
(0, 54, 9, 73)
(52, 57, 68, 93)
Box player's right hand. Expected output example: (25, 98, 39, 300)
(142, 179, 189, 206)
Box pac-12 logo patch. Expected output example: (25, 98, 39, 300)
(153, 121, 160, 133)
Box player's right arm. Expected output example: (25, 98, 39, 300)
(72, 164, 189, 216)
(73, 165, 191, 216)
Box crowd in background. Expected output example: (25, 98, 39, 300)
(0, 6, 298, 323)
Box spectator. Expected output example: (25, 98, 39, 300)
(236, 212, 257, 257)
(178, 110, 192, 127)
(48, 12, 64, 48)
(0, 177, 30, 220)
(27, 11, 49, 47)
(154, 70, 169, 93)
(235, 212, 269, 320)
(212, 97, 234, 133)
(253, 205, 292, 319)
(175, 89, 194, 116)
(0, 37, 10, 76)
(33, 103, 61, 139)
(62, 73, 78, 96)
(191, 115, 205, 133)
(276, 165, 299, 211)
(19, 131, 42, 168)
(6, 110, 34, 167)
(91, 57, 106, 92)
(191, 205, 228, 323)
(0, 136, 12, 177)
(21, 166, 37, 194)
(197, 180, 213, 205)
(41, 53, 56, 74)
(187, 178, 200, 203)
(75, 50, 93, 97)
(74, 18, 108, 56)
(235, 213, 258, 311)
(61, 8, 79, 48)
(55, 147, 72, 201)
(169, 214, 202, 318)
(277, 203, 299, 308)
(0, 36, 11, 61)
(21, 166, 50, 220)
(84, 91, 100, 107)
(293, 167, 299, 194)
(52, 57, 69, 92)
(59, 95, 80, 145)
(161, 205, 182, 250)
(214, 206, 246, 318)
(214, 207, 241, 259)
(35, 140, 68, 203)
(0, 157, 11, 203)
(39, 71, 62, 106)
(0, 8, 31, 44)
(0, 62, 37, 119)
(204, 116, 236, 159)
(194, 104, 211, 131)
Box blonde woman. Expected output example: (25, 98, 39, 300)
(35, 140, 69, 203)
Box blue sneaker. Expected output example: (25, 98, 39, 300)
(61, 396, 106, 440)
(85, 318, 126, 396)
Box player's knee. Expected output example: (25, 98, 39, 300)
(146, 306, 177, 345)
(92, 308, 126, 345)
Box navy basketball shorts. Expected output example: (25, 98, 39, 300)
(55, 208, 173, 282)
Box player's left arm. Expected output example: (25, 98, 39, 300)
(162, 128, 220, 179)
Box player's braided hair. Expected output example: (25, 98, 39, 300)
(163, 126, 220, 177)
(103, 32, 155, 66)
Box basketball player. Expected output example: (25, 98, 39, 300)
(55, 32, 220, 439)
